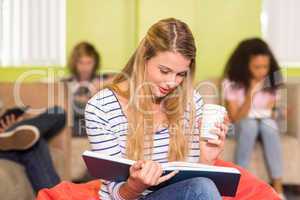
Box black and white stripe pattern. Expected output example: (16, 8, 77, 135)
(85, 88, 204, 200)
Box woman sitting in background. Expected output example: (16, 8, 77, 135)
(222, 38, 284, 198)
(63, 42, 114, 136)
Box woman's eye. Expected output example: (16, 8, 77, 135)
(177, 72, 187, 77)
(160, 70, 169, 74)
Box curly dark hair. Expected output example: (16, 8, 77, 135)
(223, 38, 283, 92)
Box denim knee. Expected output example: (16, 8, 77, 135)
(48, 106, 66, 115)
(260, 118, 279, 133)
(184, 177, 221, 199)
(236, 118, 258, 129)
(186, 177, 216, 190)
(50, 106, 66, 120)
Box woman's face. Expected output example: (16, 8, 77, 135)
(249, 55, 270, 81)
(145, 51, 191, 98)
(76, 55, 95, 81)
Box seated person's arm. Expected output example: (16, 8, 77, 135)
(226, 97, 251, 123)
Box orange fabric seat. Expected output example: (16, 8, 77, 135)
(37, 160, 279, 200)
(215, 160, 279, 200)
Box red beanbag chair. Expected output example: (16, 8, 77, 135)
(215, 160, 280, 200)
(37, 180, 100, 200)
(37, 160, 280, 200)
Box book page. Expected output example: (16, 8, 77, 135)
(162, 161, 240, 174)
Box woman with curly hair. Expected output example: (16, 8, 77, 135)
(222, 38, 284, 198)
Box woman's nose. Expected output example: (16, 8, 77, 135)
(165, 74, 177, 88)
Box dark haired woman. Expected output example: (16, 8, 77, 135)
(222, 38, 285, 198)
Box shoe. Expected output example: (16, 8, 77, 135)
(0, 125, 40, 151)
(278, 193, 287, 200)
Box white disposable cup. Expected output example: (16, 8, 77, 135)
(200, 104, 227, 140)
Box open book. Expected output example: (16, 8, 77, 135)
(82, 150, 241, 197)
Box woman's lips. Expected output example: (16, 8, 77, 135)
(159, 87, 170, 94)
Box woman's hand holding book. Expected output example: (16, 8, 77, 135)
(119, 160, 178, 199)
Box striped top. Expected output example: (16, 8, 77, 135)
(85, 88, 204, 200)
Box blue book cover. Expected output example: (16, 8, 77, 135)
(83, 150, 241, 197)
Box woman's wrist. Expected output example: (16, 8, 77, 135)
(118, 180, 144, 200)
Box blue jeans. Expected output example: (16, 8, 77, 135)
(141, 177, 222, 200)
(234, 118, 283, 179)
(0, 106, 66, 193)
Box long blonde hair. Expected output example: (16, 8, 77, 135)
(107, 18, 197, 161)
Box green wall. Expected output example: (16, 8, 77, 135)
(1, 0, 300, 82)
(137, 0, 263, 80)
(0, 67, 67, 82)
(67, 0, 137, 71)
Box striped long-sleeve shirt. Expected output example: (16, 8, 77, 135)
(85, 88, 204, 200)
